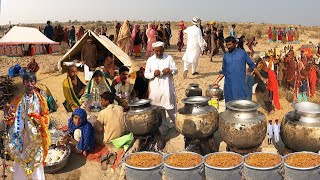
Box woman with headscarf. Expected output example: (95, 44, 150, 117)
(146, 23, 157, 57)
(133, 67, 149, 99)
(114, 22, 121, 43)
(67, 108, 95, 156)
(131, 24, 142, 57)
(141, 25, 148, 51)
(117, 20, 131, 55)
(80, 70, 113, 112)
(177, 21, 186, 52)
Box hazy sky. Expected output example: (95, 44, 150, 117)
(1, 0, 319, 26)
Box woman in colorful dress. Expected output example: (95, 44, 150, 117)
(80, 70, 113, 112)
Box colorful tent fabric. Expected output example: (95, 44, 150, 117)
(0, 26, 59, 56)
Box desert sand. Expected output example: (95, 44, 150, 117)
(0, 22, 319, 180)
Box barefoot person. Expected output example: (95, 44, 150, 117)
(67, 108, 95, 156)
(213, 36, 266, 104)
(95, 92, 126, 145)
(144, 41, 178, 135)
(182, 16, 204, 78)
(5, 73, 50, 180)
(26, 58, 40, 74)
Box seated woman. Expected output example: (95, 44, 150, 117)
(27, 58, 40, 73)
(80, 69, 113, 112)
(67, 108, 95, 156)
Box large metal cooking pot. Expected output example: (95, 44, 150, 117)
(176, 96, 219, 139)
(125, 99, 162, 136)
(206, 85, 224, 100)
(281, 102, 320, 152)
(219, 100, 266, 149)
(185, 83, 202, 97)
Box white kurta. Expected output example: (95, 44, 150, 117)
(273, 123, 280, 143)
(145, 54, 178, 134)
(144, 54, 178, 110)
(182, 25, 203, 73)
(267, 124, 273, 139)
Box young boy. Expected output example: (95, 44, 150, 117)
(273, 119, 280, 144)
(267, 120, 273, 145)
(95, 91, 126, 145)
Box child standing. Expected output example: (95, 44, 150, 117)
(273, 119, 280, 144)
(267, 120, 273, 145)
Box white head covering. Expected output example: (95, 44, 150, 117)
(192, 16, 201, 25)
(152, 41, 165, 48)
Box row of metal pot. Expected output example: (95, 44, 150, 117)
(124, 151, 320, 180)
(124, 94, 320, 153)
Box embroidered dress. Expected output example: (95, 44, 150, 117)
(5, 92, 50, 179)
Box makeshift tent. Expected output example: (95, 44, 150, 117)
(58, 30, 132, 71)
(0, 26, 59, 56)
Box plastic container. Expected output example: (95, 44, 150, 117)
(8, 64, 21, 77)
(164, 152, 203, 180)
(19, 68, 27, 78)
(124, 152, 163, 180)
(283, 152, 320, 180)
(204, 152, 243, 180)
(243, 152, 283, 180)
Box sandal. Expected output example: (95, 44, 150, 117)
(108, 153, 117, 165)
(100, 155, 109, 171)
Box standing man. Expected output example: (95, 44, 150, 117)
(81, 36, 97, 81)
(182, 16, 204, 78)
(5, 73, 50, 180)
(68, 26, 76, 47)
(267, 120, 273, 145)
(229, 24, 236, 38)
(144, 41, 178, 135)
(213, 36, 266, 103)
(217, 26, 226, 53)
(44, 20, 53, 40)
(273, 119, 280, 144)
(164, 22, 172, 49)
(63, 65, 86, 112)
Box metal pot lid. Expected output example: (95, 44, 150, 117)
(128, 99, 151, 107)
(182, 96, 210, 104)
(292, 102, 320, 114)
(226, 100, 260, 112)
(208, 84, 222, 90)
(189, 83, 199, 87)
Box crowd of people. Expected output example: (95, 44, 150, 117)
(3, 16, 320, 180)
(41, 21, 85, 48)
(267, 26, 300, 44)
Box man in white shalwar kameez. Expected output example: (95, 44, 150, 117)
(144, 41, 178, 135)
(273, 119, 280, 144)
(182, 16, 204, 79)
(267, 120, 273, 145)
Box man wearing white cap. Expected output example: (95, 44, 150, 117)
(182, 16, 204, 78)
(144, 41, 178, 135)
